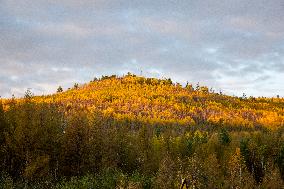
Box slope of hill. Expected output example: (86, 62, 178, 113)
(5, 73, 284, 130)
(0, 74, 284, 188)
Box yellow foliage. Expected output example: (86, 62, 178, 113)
(1, 75, 284, 130)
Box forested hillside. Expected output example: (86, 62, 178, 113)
(1, 74, 284, 188)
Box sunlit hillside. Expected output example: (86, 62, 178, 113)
(4, 73, 284, 130)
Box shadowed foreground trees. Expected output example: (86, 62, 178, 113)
(0, 100, 284, 188)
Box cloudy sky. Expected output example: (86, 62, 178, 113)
(1, 0, 284, 98)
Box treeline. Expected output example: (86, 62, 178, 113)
(0, 97, 284, 188)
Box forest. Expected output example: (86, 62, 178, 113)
(0, 73, 284, 188)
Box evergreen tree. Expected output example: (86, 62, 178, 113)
(218, 128, 231, 145)
(74, 83, 79, 89)
(57, 86, 63, 93)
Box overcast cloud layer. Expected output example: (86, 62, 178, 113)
(1, 0, 284, 98)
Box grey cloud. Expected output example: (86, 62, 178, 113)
(0, 0, 283, 97)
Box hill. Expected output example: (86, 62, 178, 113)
(0, 74, 284, 188)
(5, 73, 284, 130)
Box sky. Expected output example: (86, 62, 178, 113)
(0, 0, 284, 98)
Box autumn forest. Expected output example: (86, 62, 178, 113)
(1, 74, 284, 188)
